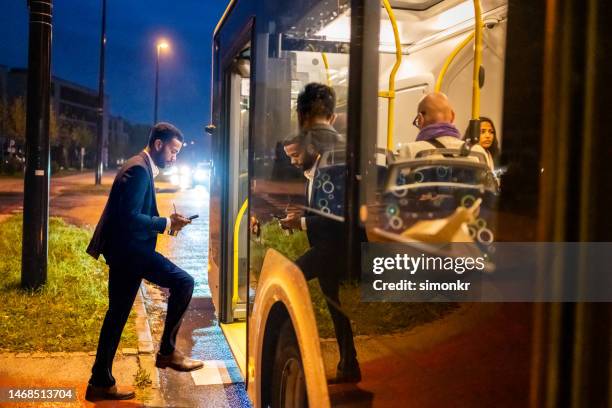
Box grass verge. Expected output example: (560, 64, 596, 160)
(251, 222, 458, 338)
(0, 214, 137, 352)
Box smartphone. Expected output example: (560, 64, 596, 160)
(188, 214, 199, 220)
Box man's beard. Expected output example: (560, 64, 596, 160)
(151, 151, 166, 168)
(302, 153, 317, 171)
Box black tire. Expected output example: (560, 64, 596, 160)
(270, 320, 308, 408)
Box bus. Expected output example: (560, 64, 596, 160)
(206, 0, 612, 407)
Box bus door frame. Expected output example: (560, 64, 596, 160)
(347, 0, 381, 279)
(217, 18, 255, 325)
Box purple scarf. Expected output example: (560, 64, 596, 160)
(416, 123, 462, 142)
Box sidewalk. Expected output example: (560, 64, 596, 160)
(0, 286, 164, 407)
(0, 171, 163, 406)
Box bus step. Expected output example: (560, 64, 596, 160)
(233, 303, 247, 319)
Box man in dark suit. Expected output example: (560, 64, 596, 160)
(281, 83, 361, 383)
(85, 123, 203, 401)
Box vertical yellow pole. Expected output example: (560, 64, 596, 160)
(471, 0, 484, 120)
(232, 198, 248, 308)
(321, 52, 332, 87)
(381, 0, 402, 152)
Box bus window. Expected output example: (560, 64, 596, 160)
(249, 3, 351, 279)
(369, 0, 507, 242)
(248, 0, 356, 396)
(353, 1, 537, 406)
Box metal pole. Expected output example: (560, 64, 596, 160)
(154, 47, 159, 125)
(95, 0, 106, 185)
(22, 0, 53, 289)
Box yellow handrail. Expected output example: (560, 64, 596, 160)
(321, 52, 332, 87)
(232, 198, 248, 308)
(471, 0, 484, 120)
(435, 31, 476, 92)
(379, 0, 402, 152)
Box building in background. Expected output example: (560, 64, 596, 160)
(108, 115, 130, 166)
(5, 68, 109, 169)
(0, 66, 154, 172)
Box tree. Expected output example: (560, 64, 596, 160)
(7, 97, 26, 143)
(1, 98, 59, 146)
(71, 125, 94, 149)
(49, 104, 59, 146)
(0, 99, 8, 138)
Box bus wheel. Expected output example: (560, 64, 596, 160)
(271, 320, 308, 408)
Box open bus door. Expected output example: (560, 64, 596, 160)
(209, 16, 254, 379)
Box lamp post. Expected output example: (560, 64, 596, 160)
(22, 0, 53, 289)
(94, 0, 106, 185)
(153, 40, 169, 125)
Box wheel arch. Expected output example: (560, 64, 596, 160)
(248, 248, 330, 408)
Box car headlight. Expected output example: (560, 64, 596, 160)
(164, 166, 178, 176)
(179, 175, 191, 189)
(194, 169, 207, 181)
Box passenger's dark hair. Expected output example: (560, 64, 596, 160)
(297, 83, 336, 120)
(283, 134, 302, 147)
(148, 122, 184, 148)
(282, 127, 342, 154)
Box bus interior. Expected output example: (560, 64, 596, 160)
(208, 0, 612, 406)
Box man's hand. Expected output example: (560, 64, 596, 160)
(169, 213, 191, 232)
(280, 211, 302, 230)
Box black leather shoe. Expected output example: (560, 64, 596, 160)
(155, 350, 204, 372)
(85, 384, 136, 401)
(328, 361, 362, 384)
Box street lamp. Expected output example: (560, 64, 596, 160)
(154, 39, 169, 125)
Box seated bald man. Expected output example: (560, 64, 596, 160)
(400, 92, 493, 170)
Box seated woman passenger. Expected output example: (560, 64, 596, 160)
(398, 92, 493, 170)
(474, 116, 500, 168)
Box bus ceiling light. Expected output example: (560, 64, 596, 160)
(316, 11, 403, 49)
(316, 14, 351, 41)
(316, 1, 474, 41)
(430, 1, 474, 31)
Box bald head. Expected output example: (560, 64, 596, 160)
(415, 92, 456, 128)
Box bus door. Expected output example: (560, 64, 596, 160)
(221, 44, 251, 324)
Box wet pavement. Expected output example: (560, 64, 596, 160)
(154, 174, 251, 408)
(156, 185, 211, 298)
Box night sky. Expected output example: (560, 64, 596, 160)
(0, 0, 227, 141)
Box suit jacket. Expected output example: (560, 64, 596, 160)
(86, 151, 167, 263)
(304, 163, 346, 248)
